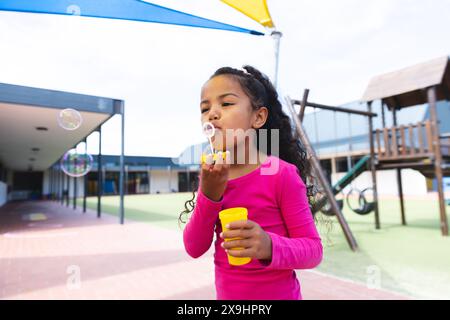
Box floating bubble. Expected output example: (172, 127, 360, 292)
(61, 149, 93, 178)
(66, 5, 81, 15)
(202, 122, 216, 154)
(57, 108, 82, 131)
(202, 122, 215, 138)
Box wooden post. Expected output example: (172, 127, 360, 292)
(331, 157, 337, 180)
(418, 122, 425, 154)
(400, 126, 406, 155)
(392, 105, 406, 225)
(392, 126, 398, 157)
(368, 101, 381, 229)
(383, 128, 391, 158)
(376, 130, 382, 157)
(298, 89, 309, 122)
(427, 86, 449, 236)
(408, 124, 415, 155)
(425, 121, 434, 153)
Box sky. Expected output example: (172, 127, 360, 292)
(1, 0, 450, 158)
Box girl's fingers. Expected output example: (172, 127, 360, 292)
(212, 153, 226, 173)
(221, 229, 252, 240)
(227, 220, 256, 230)
(226, 248, 253, 258)
(205, 153, 214, 165)
(215, 151, 224, 164)
(201, 162, 211, 177)
(222, 239, 252, 250)
(202, 152, 229, 175)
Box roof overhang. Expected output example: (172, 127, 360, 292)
(0, 82, 120, 171)
(361, 56, 450, 109)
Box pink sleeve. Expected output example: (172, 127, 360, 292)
(264, 165, 323, 270)
(183, 187, 223, 258)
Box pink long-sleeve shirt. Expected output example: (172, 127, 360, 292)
(183, 155, 323, 300)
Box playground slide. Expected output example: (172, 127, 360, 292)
(312, 155, 371, 213)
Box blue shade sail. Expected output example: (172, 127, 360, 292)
(0, 0, 264, 35)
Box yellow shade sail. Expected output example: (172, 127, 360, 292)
(220, 0, 274, 28)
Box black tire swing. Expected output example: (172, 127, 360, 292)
(346, 187, 375, 215)
(320, 198, 344, 216)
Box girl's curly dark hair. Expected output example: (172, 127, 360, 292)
(179, 65, 318, 226)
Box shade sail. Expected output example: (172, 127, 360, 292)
(0, 0, 264, 35)
(221, 0, 274, 28)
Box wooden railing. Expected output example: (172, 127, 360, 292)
(375, 120, 435, 160)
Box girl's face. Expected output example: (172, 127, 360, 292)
(200, 75, 267, 152)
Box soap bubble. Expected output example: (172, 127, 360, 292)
(61, 149, 93, 178)
(57, 108, 82, 131)
(202, 122, 215, 138)
(66, 5, 81, 15)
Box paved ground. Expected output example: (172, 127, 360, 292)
(0, 200, 411, 300)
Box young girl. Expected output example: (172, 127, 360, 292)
(180, 65, 323, 300)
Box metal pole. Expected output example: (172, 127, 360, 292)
(148, 167, 151, 194)
(271, 30, 282, 89)
(427, 87, 448, 236)
(97, 127, 102, 218)
(49, 166, 53, 200)
(368, 101, 381, 229)
(118, 100, 125, 225)
(60, 163, 64, 204)
(50, 166, 54, 200)
(56, 166, 59, 201)
(286, 96, 358, 251)
(73, 174, 77, 210)
(54, 166, 57, 200)
(66, 175, 70, 207)
(61, 164, 65, 204)
(124, 165, 128, 195)
(52, 166, 55, 200)
(83, 138, 87, 213)
(168, 165, 171, 192)
(73, 155, 77, 210)
(187, 168, 190, 192)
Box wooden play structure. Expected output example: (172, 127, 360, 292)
(362, 55, 450, 236)
(285, 55, 450, 251)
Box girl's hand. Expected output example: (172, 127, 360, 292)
(220, 220, 273, 261)
(200, 151, 230, 202)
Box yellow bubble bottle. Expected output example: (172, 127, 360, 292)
(219, 207, 251, 266)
